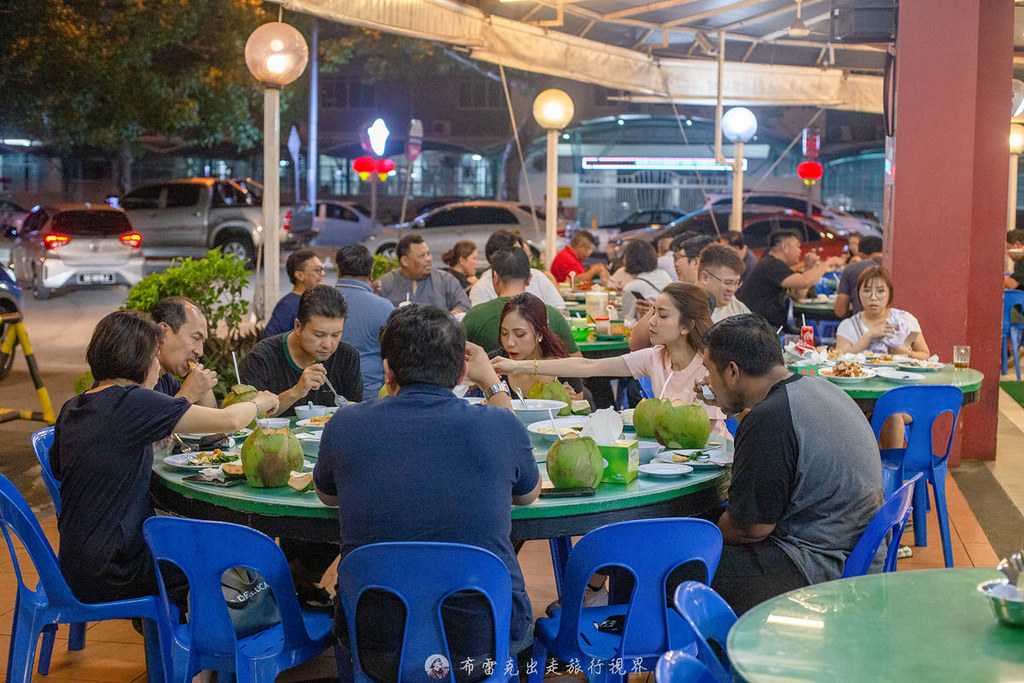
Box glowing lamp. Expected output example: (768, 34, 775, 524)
(1011, 124, 1024, 155)
(532, 89, 575, 131)
(353, 156, 376, 181)
(376, 158, 395, 180)
(798, 161, 824, 185)
(721, 107, 758, 143)
(244, 23, 309, 87)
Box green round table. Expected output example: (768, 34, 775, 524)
(728, 568, 1023, 682)
(793, 298, 839, 322)
(794, 367, 984, 412)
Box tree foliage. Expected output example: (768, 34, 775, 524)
(319, 27, 463, 83)
(0, 0, 270, 154)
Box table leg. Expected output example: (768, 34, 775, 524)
(548, 537, 573, 597)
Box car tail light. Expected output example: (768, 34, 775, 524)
(120, 233, 142, 248)
(283, 212, 292, 231)
(44, 234, 70, 250)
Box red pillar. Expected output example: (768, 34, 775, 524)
(886, 0, 1013, 463)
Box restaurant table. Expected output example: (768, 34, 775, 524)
(727, 568, 1022, 682)
(150, 433, 728, 592)
(577, 338, 630, 358)
(792, 298, 840, 323)
(801, 366, 984, 413)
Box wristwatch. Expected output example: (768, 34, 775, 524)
(481, 380, 511, 400)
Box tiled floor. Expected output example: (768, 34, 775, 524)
(0, 423, 1008, 681)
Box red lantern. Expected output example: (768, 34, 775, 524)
(352, 156, 375, 181)
(797, 161, 824, 186)
(375, 158, 395, 180)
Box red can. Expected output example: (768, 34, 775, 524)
(800, 325, 814, 347)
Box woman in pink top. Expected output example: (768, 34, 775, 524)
(492, 282, 727, 435)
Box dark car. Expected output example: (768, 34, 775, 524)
(599, 209, 685, 232)
(608, 211, 848, 262)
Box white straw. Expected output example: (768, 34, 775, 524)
(231, 351, 241, 384)
(658, 371, 675, 399)
(547, 408, 564, 441)
(801, 313, 807, 328)
(569, 271, 576, 288)
(776, 325, 784, 336)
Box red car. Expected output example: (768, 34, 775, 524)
(608, 210, 848, 262)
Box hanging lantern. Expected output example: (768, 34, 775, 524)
(797, 161, 824, 186)
(352, 156, 375, 181)
(375, 158, 395, 181)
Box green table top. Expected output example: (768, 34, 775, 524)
(577, 339, 630, 354)
(792, 299, 836, 313)
(802, 366, 984, 400)
(152, 433, 728, 521)
(728, 568, 1022, 682)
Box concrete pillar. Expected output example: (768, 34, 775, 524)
(887, 0, 1014, 462)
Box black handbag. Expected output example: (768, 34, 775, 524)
(219, 567, 282, 638)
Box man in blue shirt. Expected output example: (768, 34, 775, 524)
(314, 304, 540, 679)
(335, 245, 394, 398)
(262, 249, 324, 338)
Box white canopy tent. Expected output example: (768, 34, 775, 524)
(278, 0, 883, 112)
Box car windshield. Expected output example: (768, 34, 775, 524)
(51, 210, 132, 236)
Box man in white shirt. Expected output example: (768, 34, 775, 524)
(469, 230, 566, 310)
(698, 244, 752, 322)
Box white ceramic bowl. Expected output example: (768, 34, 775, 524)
(635, 440, 662, 464)
(293, 404, 330, 421)
(511, 399, 568, 424)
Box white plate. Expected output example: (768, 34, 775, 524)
(818, 367, 877, 384)
(295, 417, 331, 428)
(233, 427, 253, 439)
(527, 416, 589, 442)
(638, 462, 694, 478)
(295, 432, 321, 442)
(164, 452, 240, 470)
(656, 448, 732, 468)
(874, 368, 924, 384)
(897, 362, 945, 372)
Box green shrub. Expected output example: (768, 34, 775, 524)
(372, 253, 399, 281)
(123, 249, 259, 400)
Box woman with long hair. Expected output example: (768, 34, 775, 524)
(835, 265, 931, 359)
(441, 240, 479, 293)
(51, 310, 279, 605)
(493, 283, 725, 434)
(493, 293, 591, 407)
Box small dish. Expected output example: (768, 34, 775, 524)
(295, 417, 330, 428)
(897, 361, 945, 372)
(638, 462, 694, 478)
(819, 367, 877, 384)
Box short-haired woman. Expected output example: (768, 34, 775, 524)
(620, 240, 673, 322)
(51, 310, 279, 604)
(835, 265, 931, 359)
(441, 240, 479, 294)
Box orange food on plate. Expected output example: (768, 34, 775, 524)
(830, 361, 867, 378)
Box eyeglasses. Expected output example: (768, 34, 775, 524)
(704, 270, 742, 288)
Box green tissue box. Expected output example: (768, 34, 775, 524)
(600, 440, 639, 484)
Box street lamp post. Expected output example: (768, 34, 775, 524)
(532, 89, 575, 267)
(721, 107, 758, 233)
(1009, 124, 1024, 232)
(245, 22, 308, 321)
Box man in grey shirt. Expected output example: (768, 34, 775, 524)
(378, 233, 471, 313)
(699, 314, 883, 614)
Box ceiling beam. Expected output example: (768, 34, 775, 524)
(664, 0, 775, 29)
(604, 0, 702, 21)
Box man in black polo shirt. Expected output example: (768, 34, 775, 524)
(242, 284, 362, 416)
(699, 314, 883, 614)
(735, 229, 844, 331)
(150, 296, 218, 406)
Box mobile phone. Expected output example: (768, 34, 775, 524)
(632, 293, 646, 301)
(596, 615, 625, 634)
(540, 486, 595, 498)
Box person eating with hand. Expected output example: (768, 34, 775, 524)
(242, 284, 363, 417)
(150, 296, 218, 406)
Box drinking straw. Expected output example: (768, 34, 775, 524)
(776, 325, 784, 336)
(231, 351, 241, 384)
(802, 313, 807, 328)
(658, 371, 675, 399)
(547, 408, 564, 442)
(569, 271, 576, 287)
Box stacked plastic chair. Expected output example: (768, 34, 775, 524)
(669, 582, 736, 683)
(841, 474, 922, 577)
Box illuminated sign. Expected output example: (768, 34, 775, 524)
(581, 156, 746, 171)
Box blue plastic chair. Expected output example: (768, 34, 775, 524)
(142, 516, 333, 683)
(529, 518, 723, 683)
(654, 650, 717, 683)
(0, 474, 167, 683)
(842, 473, 923, 578)
(30, 426, 61, 515)
(1003, 290, 1024, 380)
(336, 541, 513, 683)
(29, 426, 89, 661)
(637, 376, 654, 400)
(669, 582, 736, 683)
(869, 385, 963, 568)
(724, 416, 738, 437)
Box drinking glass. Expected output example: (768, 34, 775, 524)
(953, 345, 971, 370)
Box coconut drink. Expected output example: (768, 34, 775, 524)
(240, 418, 303, 488)
(546, 433, 604, 488)
(528, 380, 573, 416)
(632, 398, 665, 438)
(652, 399, 712, 449)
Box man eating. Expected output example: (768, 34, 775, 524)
(150, 296, 217, 406)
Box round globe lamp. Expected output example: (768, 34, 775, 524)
(533, 89, 575, 266)
(721, 107, 758, 233)
(245, 22, 309, 321)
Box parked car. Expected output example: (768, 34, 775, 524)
(8, 203, 145, 299)
(310, 200, 374, 248)
(600, 209, 685, 232)
(116, 178, 315, 266)
(0, 199, 27, 233)
(698, 191, 882, 237)
(365, 200, 550, 263)
(608, 210, 848, 263)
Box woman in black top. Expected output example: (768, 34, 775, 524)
(441, 240, 479, 293)
(50, 310, 279, 604)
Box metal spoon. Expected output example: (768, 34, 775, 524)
(998, 558, 1019, 585)
(321, 376, 347, 407)
(1013, 552, 1024, 581)
(514, 386, 529, 409)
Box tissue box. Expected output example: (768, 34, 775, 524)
(600, 439, 639, 484)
